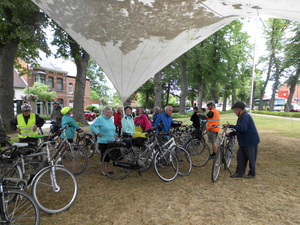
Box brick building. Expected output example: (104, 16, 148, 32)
(278, 83, 300, 104)
(15, 52, 92, 115)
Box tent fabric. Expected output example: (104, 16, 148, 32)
(31, 0, 300, 102)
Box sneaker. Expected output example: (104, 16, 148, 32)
(230, 172, 243, 178)
(245, 174, 255, 179)
(209, 153, 215, 159)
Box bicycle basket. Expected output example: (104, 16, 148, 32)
(108, 148, 123, 160)
(108, 141, 126, 148)
(133, 137, 146, 147)
(191, 130, 202, 139)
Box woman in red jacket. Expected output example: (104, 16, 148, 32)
(114, 107, 122, 137)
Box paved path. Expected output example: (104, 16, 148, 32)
(251, 113, 300, 121)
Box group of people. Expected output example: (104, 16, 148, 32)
(4, 100, 260, 180)
(92, 105, 180, 175)
(195, 101, 260, 179)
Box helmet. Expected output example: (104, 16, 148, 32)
(206, 101, 215, 107)
(21, 103, 31, 111)
(61, 106, 71, 115)
(231, 102, 246, 110)
(124, 105, 132, 111)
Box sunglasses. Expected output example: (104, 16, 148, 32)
(23, 110, 30, 112)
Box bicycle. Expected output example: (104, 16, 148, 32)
(211, 125, 236, 183)
(24, 125, 88, 176)
(0, 181, 40, 224)
(160, 131, 192, 176)
(172, 125, 210, 167)
(102, 128, 179, 182)
(75, 131, 99, 158)
(58, 126, 88, 175)
(0, 135, 78, 214)
(0, 151, 41, 224)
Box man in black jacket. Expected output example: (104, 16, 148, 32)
(50, 101, 63, 133)
(190, 106, 200, 130)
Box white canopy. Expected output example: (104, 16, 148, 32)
(31, 0, 300, 102)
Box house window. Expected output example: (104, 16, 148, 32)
(48, 76, 54, 89)
(69, 83, 73, 94)
(69, 100, 73, 108)
(57, 78, 63, 90)
(57, 99, 64, 108)
(34, 74, 46, 84)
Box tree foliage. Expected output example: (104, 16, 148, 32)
(24, 82, 57, 115)
(0, 0, 50, 130)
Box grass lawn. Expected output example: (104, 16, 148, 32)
(6, 113, 300, 224)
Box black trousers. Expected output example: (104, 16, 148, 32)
(99, 143, 110, 162)
(236, 144, 258, 176)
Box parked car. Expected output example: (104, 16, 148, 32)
(84, 110, 96, 121)
(290, 104, 300, 112)
(185, 107, 193, 112)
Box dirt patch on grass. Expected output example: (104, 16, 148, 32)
(39, 127, 300, 225)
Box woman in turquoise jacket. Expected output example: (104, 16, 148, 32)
(121, 105, 135, 149)
(121, 105, 135, 136)
(90, 107, 117, 176)
(60, 107, 81, 141)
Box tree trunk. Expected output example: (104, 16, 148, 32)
(198, 81, 205, 110)
(222, 86, 228, 111)
(269, 65, 281, 111)
(285, 71, 300, 112)
(154, 71, 162, 109)
(251, 81, 257, 110)
(166, 83, 170, 105)
(0, 39, 19, 131)
(179, 53, 187, 114)
(72, 49, 90, 125)
(145, 92, 149, 109)
(231, 89, 236, 107)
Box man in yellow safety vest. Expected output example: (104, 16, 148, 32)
(10, 103, 45, 144)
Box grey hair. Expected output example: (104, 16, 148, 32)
(154, 106, 160, 112)
(103, 107, 111, 114)
(165, 105, 172, 111)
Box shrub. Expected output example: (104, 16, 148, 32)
(86, 105, 96, 112)
(252, 110, 300, 118)
(40, 115, 51, 120)
(171, 113, 190, 119)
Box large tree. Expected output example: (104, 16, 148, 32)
(283, 22, 300, 111)
(87, 58, 109, 98)
(0, 0, 49, 130)
(52, 24, 89, 125)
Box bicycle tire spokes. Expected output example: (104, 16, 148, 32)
(154, 150, 178, 182)
(211, 150, 222, 183)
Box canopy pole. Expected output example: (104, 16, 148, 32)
(249, 14, 259, 115)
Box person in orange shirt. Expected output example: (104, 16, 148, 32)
(199, 101, 220, 159)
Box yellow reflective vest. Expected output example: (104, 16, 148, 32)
(17, 113, 38, 138)
(206, 108, 220, 132)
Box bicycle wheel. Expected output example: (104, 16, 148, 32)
(170, 146, 192, 176)
(154, 149, 178, 182)
(186, 139, 210, 167)
(61, 146, 88, 175)
(102, 147, 132, 179)
(133, 145, 152, 172)
(211, 149, 222, 183)
(31, 166, 78, 214)
(4, 188, 40, 225)
(77, 137, 95, 158)
(224, 138, 234, 170)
